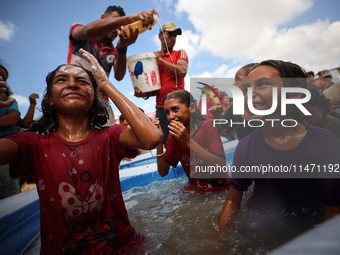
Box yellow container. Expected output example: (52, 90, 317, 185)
(124, 14, 159, 38)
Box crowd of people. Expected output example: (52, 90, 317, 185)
(0, 4, 340, 254)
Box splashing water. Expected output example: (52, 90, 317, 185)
(124, 177, 317, 255)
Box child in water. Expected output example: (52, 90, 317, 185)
(210, 63, 259, 140)
(0, 63, 21, 138)
(0, 49, 162, 254)
(155, 90, 229, 192)
(302, 83, 340, 140)
(217, 60, 340, 243)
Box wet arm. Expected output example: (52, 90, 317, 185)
(0, 138, 20, 165)
(81, 49, 162, 149)
(72, 10, 158, 41)
(0, 98, 15, 108)
(113, 53, 127, 81)
(152, 118, 170, 176)
(113, 24, 140, 81)
(18, 93, 38, 128)
(104, 84, 161, 149)
(156, 143, 170, 177)
(217, 187, 243, 236)
(0, 109, 20, 128)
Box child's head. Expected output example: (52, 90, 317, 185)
(119, 114, 129, 127)
(302, 84, 331, 126)
(0, 63, 8, 80)
(245, 60, 308, 120)
(30, 64, 108, 134)
(306, 71, 315, 82)
(0, 62, 12, 97)
(256, 60, 307, 88)
(233, 63, 258, 91)
(162, 90, 205, 128)
(219, 91, 230, 106)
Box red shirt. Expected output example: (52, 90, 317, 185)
(67, 23, 117, 105)
(155, 49, 188, 108)
(222, 104, 230, 112)
(8, 126, 144, 254)
(197, 96, 215, 120)
(163, 120, 229, 192)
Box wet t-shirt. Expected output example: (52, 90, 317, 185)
(164, 120, 229, 192)
(8, 125, 144, 254)
(231, 126, 340, 217)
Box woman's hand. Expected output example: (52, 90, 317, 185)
(153, 118, 164, 139)
(80, 48, 110, 91)
(134, 87, 147, 98)
(116, 25, 138, 48)
(29, 93, 39, 106)
(168, 120, 190, 147)
(153, 51, 163, 62)
(209, 105, 224, 119)
(132, 9, 158, 27)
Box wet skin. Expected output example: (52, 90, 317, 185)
(50, 65, 95, 116)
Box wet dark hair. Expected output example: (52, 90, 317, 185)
(242, 63, 259, 75)
(219, 91, 228, 101)
(119, 114, 125, 122)
(0, 62, 13, 97)
(162, 90, 206, 125)
(105, 6, 125, 16)
(257, 60, 307, 88)
(29, 64, 108, 134)
(255, 60, 308, 121)
(306, 71, 314, 77)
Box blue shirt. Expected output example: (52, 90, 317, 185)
(0, 98, 20, 138)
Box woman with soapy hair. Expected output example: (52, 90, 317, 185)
(0, 49, 162, 254)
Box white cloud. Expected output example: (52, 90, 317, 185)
(12, 94, 29, 106)
(0, 20, 16, 41)
(174, 0, 340, 72)
(140, 101, 157, 113)
(152, 29, 200, 60)
(191, 64, 242, 79)
(153, 0, 176, 13)
(175, 29, 200, 59)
